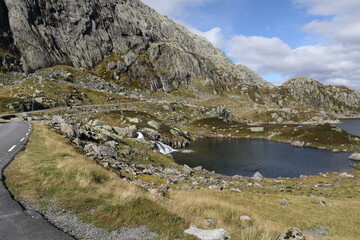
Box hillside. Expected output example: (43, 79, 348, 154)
(0, 0, 360, 240)
(0, 0, 359, 121)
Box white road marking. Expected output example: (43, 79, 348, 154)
(20, 137, 25, 142)
(8, 145, 16, 152)
(26, 133, 29, 136)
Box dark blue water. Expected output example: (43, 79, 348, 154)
(172, 119, 360, 178)
(338, 119, 360, 136)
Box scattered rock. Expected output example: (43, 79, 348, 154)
(107, 61, 117, 70)
(317, 200, 333, 207)
(280, 199, 290, 206)
(127, 118, 140, 124)
(339, 172, 354, 178)
(203, 218, 218, 228)
(60, 123, 76, 138)
(249, 127, 264, 132)
(194, 166, 203, 171)
(183, 165, 193, 175)
(239, 215, 252, 222)
(276, 228, 306, 240)
(184, 225, 230, 240)
(292, 141, 306, 148)
(239, 215, 253, 228)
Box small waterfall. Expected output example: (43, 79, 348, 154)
(155, 141, 178, 155)
(136, 132, 145, 139)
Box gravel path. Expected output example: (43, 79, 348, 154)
(22, 201, 157, 240)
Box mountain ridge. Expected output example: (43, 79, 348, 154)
(0, 0, 359, 120)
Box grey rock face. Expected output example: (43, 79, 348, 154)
(2, 0, 271, 90)
(280, 77, 360, 115)
(0, 0, 14, 51)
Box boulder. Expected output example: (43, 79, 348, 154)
(147, 120, 163, 130)
(113, 126, 136, 138)
(249, 127, 264, 133)
(239, 215, 253, 227)
(252, 172, 264, 181)
(276, 228, 306, 240)
(92, 120, 106, 127)
(239, 215, 252, 222)
(107, 61, 117, 70)
(183, 164, 193, 175)
(280, 199, 290, 206)
(184, 226, 230, 240)
(124, 52, 137, 67)
(60, 123, 76, 138)
(84, 144, 117, 158)
(292, 141, 306, 148)
(127, 117, 140, 124)
(349, 153, 360, 161)
(51, 115, 66, 125)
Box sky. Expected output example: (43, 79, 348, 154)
(141, 0, 360, 90)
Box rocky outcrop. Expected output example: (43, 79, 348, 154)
(278, 77, 360, 116)
(349, 153, 360, 161)
(2, 0, 271, 92)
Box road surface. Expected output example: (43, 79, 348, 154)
(0, 121, 73, 240)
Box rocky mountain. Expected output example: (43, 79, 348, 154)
(1, 0, 271, 92)
(279, 77, 360, 115)
(0, 0, 359, 120)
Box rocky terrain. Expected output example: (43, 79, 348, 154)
(0, 0, 359, 122)
(0, 0, 360, 239)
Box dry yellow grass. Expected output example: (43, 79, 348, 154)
(168, 189, 360, 240)
(5, 122, 360, 239)
(5, 123, 193, 239)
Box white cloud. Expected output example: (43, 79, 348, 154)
(188, 27, 225, 48)
(294, 0, 360, 16)
(227, 36, 360, 89)
(142, 0, 224, 48)
(141, 0, 215, 17)
(226, 1, 360, 90)
(142, 0, 360, 90)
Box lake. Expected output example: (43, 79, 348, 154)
(172, 119, 360, 178)
(338, 118, 360, 136)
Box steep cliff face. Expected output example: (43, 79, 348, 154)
(0, 0, 12, 51)
(3, 0, 271, 91)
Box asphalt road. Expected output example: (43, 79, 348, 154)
(0, 121, 73, 240)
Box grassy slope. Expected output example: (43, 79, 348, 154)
(4, 123, 360, 239)
(4, 123, 193, 240)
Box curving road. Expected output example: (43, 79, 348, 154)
(0, 121, 73, 240)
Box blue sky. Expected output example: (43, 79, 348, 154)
(142, 0, 360, 90)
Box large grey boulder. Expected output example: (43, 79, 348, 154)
(349, 153, 360, 161)
(147, 120, 163, 130)
(252, 172, 264, 181)
(276, 228, 306, 240)
(60, 123, 76, 138)
(184, 226, 230, 240)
